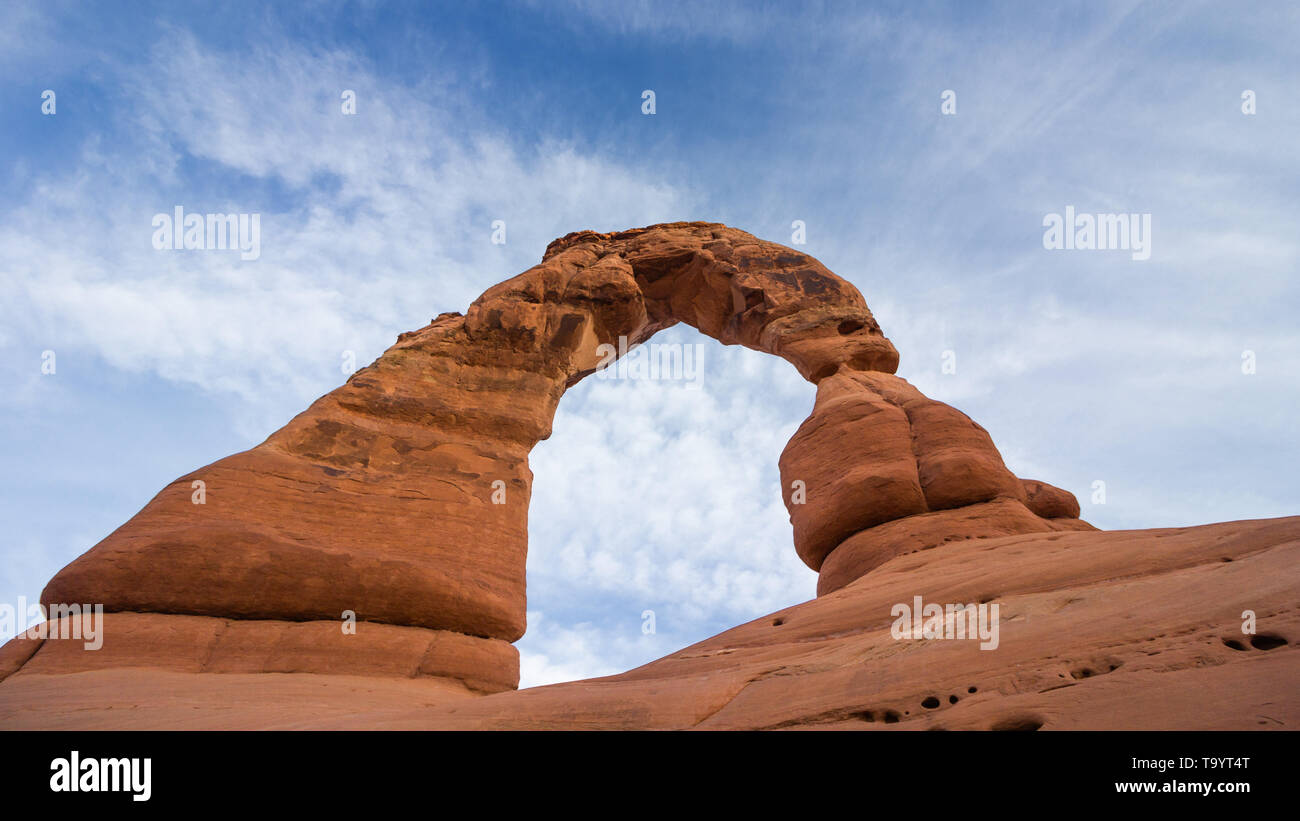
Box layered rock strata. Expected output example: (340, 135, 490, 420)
(3, 516, 1294, 729)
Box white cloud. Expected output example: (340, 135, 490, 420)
(518, 331, 818, 686)
(0, 31, 693, 434)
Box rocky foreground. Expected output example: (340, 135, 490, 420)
(1, 223, 1294, 729)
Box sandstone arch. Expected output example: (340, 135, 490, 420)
(33, 222, 1090, 693)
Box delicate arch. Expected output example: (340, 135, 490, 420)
(40, 223, 1087, 692)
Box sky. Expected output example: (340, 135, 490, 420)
(1, 0, 1296, 687)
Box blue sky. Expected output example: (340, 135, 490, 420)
(2, 0, 1297, 685)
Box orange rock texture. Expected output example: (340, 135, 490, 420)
(1, 222, 1293, 729)
(3, 517, 1295, 730)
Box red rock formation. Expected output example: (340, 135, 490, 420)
(2, 516, 1295, 729)
(33, 221, 943, 694)
(779, 365, 1093, 594)
(7, 222, 1284, 732)
(1022, 478, 1083, 520)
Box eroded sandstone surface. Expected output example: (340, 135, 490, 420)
(1, 222, 1293, 730)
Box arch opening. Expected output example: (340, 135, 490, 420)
(521, 325, 815, 686)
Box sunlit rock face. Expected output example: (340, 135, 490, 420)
(12, 222, 1118, 715)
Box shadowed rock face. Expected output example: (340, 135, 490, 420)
(29, 222, 1088, 696)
